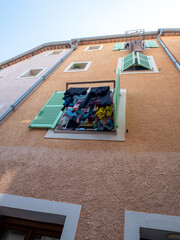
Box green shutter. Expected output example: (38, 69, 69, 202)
(145, 40, 158, 48)
(113, 69, 120, 130)
(29, 91, 65, 129)
(136, 52, 152, 70)
(121, 52, 135, 71)
(113, 42, 125, 51)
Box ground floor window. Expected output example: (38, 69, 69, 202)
(0, 216, 63, 240)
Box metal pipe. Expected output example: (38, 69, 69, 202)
(158, 29, 180, 72)
(0, 40, 80, 123)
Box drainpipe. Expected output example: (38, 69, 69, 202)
(0, 39, 80, 124)
(158, 29, 180, 72)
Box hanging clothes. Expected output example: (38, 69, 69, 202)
(80, 86, 111, 109)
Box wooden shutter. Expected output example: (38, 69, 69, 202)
(121, 52, 135, 71)
(29, 91, 64, 129)
(136, 52, 152, 70)
(113, 43, 125, 51)
(145, 40, 158, 48)
(113, 69, 120, 129)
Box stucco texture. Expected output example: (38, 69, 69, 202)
(0, 37, 180, 240)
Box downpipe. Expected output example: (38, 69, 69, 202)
(158, 29, 180, 72)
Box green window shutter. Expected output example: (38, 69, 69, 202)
(145, 40, 158, 48)
(113, 69, 120, 130)
(113, 42, 125, 51)
(29, 91, 65, 129)
(136, 52, 152, 70)
(121, 52, 135, 71)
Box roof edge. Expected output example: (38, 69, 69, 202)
(1, 28, 180, 69)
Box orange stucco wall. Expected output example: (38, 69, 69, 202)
(0, 37, 180, 240)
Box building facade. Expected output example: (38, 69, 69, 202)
(0, 29, 180, 240)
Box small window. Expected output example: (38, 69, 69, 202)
(46, 50, 66, 56)
(64, 61, 92, 72)
(117, 52, 159, 74)
(18, 68, 45, 78)
(84, 45, 103, 51)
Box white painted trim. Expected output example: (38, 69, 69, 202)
(64, 61, 92, 72)
(84, 45, 103, 51)
(17, 68, 46, 79)
(117, 56, 159, 74)
(45, 89, 126, 141)
(46, 49, 67, 56)
(0, 193, 81, 240)
(0, 105, 5, 110)
(124, 211, 180, 240)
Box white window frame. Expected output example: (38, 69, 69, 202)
(117, 56, 159, 74)
(17, 68, 46, 79)
(84, 45, 103, 51)
(46, 50, 67, 56)
(64, 61, 92, 72)
(124, 210, 180, 240)
(0, 193, 81, 240)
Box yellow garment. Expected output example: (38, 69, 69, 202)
(96, 105, 113, 119)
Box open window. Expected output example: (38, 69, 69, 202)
(117, 52, 158, 74)
(29, 70, 126, 141)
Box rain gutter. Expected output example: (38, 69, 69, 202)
(158, 29, 180, 72)
(0, 40, 80, 124)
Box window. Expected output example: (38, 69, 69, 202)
(18, 68, 46, 78)
(84, 45, 103, 51)
(46, 50, 66, 56)
(117, 52, 159, 74)
(0, 193, 81, 240)
(64, 61, 92, 72)
(0, 216, 63, 240)
(124, 211, 180, 240)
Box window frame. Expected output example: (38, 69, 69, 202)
(124, 211, 180, 240)
(64, 61, 92, 72)
(46, 50, 67, 56)
(0, 193, 81, 240)
(17, 68, 46, 79)
(117, 55, 159, 74)
(84, 45, 103, 51)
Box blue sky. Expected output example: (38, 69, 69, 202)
(0, 0, 179, 63)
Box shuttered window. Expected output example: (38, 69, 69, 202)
(136, 52, 152, 70)
(145, 40, 159, 48)
(121, 52, 135, 71)
(113, 42, 125, 51)
(113, 69, 120, 130)
(29, 91, 64, 129)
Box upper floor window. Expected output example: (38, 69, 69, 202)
(84, 45, 103, 51)
(18, 68, 46, 78)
